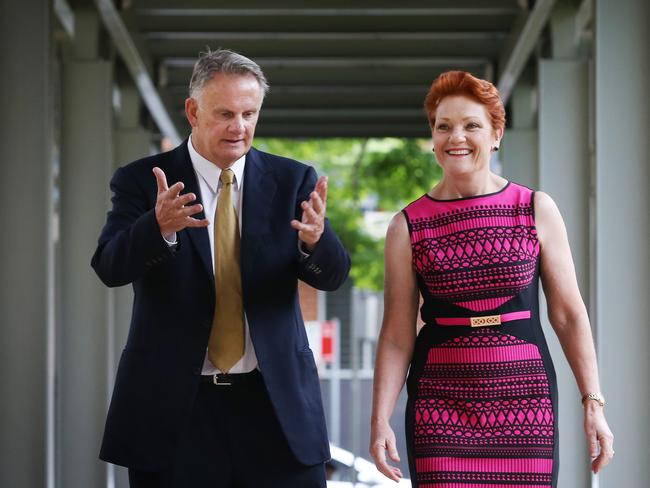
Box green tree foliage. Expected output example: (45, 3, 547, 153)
(256, 138, 441, 290)
(361, 139, 442, 210)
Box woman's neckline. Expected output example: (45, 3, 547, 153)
(425, 181, 511, 202)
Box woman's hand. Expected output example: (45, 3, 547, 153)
(584, 404, 614, 473)
(370, 213, 416, 483)
(370, 420, 403, 482)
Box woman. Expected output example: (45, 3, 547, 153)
(370, 71, 614, 487)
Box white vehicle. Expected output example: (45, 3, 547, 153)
(327, 444, 411, 487)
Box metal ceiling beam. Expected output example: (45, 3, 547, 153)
(164, 84, 429, 95)
(136, 8, 520, 17)
(497, 0, 557, 104)
(93, 0, 181, 144)
(163, 57, 489, 69)
(54, 0, 75, 38)
(576, 0, 594, 39)
(253, 123, 429, 138)
(263, 85, 429, 95)
(143, 32, 508, 41)
(259, 108, 425, 119)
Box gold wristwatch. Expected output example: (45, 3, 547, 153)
(581, 392, 605, 407)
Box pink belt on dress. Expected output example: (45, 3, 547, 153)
(434, 310, 531, 327)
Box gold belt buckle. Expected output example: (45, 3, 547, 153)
(470, 315, 501, 327)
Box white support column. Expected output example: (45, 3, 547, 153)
(59, 8, 114, 487)
(595, 1, 650, 486)
(501, 79, 539, 188)
(111, 83, 152, 488)
(112, 83, 150, 366)
(0, 2, 53, 487)
(538, 58, 591, 488)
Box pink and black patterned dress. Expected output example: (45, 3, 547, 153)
(403, 182, 558, 488)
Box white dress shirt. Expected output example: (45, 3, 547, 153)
(186, 137, 259, 374)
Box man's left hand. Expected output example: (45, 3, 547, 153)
(291, 176, 328, 252)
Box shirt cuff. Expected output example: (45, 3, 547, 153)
(297, 240, 312, 260)
(163, 232, 178, 246)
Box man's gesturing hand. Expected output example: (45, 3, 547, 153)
(153, 167, 209, 238)
(291, 176, 328, 251)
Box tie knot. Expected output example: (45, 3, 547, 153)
(220, 169, 235, 186)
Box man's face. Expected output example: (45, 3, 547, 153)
(185, 73, 264, 168)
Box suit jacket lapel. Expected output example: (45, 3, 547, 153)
(170, 141, 214, 288)
(241, 148, 276, 287)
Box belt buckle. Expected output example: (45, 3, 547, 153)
(470, 315, 501, 327)
(213, 374, 232, 386)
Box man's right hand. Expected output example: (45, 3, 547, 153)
(153, 167, 209, 238)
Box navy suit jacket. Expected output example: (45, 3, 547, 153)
(92, 141, 351, 471)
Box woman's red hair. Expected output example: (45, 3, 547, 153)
(424, 71, 505, 132)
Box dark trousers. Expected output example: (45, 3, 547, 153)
(128, 372, 326, 488)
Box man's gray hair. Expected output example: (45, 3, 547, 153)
(188, 48, 269, 99)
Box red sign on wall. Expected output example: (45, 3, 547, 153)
(321, 320, 335, 364)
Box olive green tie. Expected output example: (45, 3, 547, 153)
(208, 169, 244, 372)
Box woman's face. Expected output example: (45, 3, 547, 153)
(431, 95, 503, 177)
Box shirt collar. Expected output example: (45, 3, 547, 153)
(188, 136, 246, 194)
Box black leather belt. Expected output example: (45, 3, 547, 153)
(200, 369, 262, 386)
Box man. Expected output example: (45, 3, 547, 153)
(92, 49, 350, 487)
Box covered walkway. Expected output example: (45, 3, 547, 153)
(1, 1, 648, 487)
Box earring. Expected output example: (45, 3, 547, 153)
(492, 146, 499, 152)
(431, 147, 435, 152)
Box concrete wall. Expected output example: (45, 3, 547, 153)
(594, 0, 650, 486)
